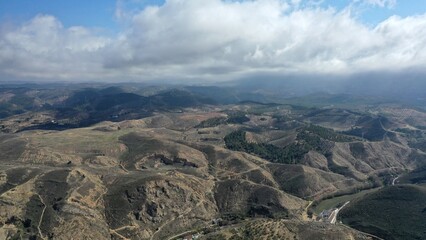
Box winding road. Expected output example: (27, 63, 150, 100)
(392, 176, 399, 185)
(328, 201, 350, 224)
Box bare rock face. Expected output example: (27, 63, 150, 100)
(104, 172, 218, 240)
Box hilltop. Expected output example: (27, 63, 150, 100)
(0, 84, 425, 239)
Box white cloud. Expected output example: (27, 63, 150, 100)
(0, 0, 425, 82)
(0, 15, 111, 79)
(356, 0, 397, 8)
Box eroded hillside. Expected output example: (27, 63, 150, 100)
(0, 88, 425, 240)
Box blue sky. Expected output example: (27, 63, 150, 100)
(0, 0, 119, 29)
(0, 0, 164, 30)
(327, 0, 426, 25)
(0, 0, 426, 82)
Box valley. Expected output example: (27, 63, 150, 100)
(0, 85, 425, 239)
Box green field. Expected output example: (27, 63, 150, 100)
(312, 187, 380, 215)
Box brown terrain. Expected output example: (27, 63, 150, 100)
(0, 89, 425, 240)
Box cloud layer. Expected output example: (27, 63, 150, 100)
(358, 0, 397, 8)
(1, 0, 426, 82)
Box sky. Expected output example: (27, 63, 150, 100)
(0, 0, 426, 82)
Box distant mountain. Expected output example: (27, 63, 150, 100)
(228, 74, 426, 108)
(3, 87, 218, 131)
(151, 89, 216, 107)
(184, 86, 269, 104)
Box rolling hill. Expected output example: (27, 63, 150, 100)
(0, 85, 425, 239)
